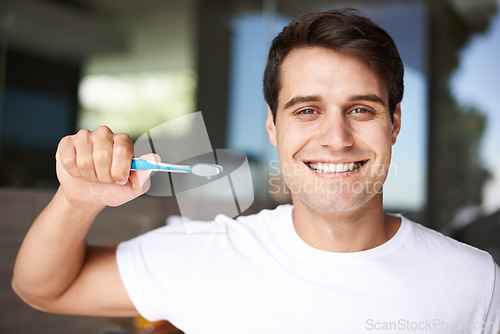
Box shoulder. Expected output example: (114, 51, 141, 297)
(403, 216, 497, 278)
(211, 204, 294, 242)
(400, 217, 498, 308)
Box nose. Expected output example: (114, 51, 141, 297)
(317, 112, 354, 149)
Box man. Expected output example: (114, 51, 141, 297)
(12, 9, 499, 333)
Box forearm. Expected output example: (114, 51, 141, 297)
(12, 187, 104, 308)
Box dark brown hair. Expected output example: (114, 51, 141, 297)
(263, 8, 404, 122)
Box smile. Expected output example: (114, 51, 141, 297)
(305, 161, 367, 174)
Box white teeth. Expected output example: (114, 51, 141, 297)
(307, 161, 364, 173)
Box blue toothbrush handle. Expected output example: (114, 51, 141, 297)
(131, 158, 222, 177)
(130, 158, 159, 170)
(130, 158, 190, 173)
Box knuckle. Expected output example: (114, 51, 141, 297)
(76, 128, 91, 137)
(114, 133, 133, 145)
(56, 139, 75, 164)
(94, 125, 113, 136)
(114, 143, 134, 158)
(74, 129, 91, 144)
(59, 135, 71, 145)
(96, 125, 112, 133)
(57, 135, 73, 151)
(60, 154, 74, 166)
(115, 132, 130, 140)
(94, 150, 112, 164)
(78, 156, 94, 169)
(113, 144, 128, 154)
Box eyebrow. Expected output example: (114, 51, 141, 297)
(283, 95, 322, 110)
(349, 94, 386, 106)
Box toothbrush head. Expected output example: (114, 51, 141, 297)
(190, 163, 223, 177)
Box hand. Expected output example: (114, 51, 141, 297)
(55, 126, 155, 209)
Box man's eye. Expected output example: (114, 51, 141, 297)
(352, 108, 369, 114)
(298, 108, 316, 115)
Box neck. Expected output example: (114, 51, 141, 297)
(291, 194, 400, 253)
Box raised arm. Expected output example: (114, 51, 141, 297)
(12, 126, 154, 317)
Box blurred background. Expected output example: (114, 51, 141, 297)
(0, 0, 499, 333)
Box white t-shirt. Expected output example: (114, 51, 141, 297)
(117, 205, 500, 334)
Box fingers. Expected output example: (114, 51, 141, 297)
(110, 133, 134, 185)
(75, 129, 98, 182)
(56, 136, 79, 178)
(92, 127, 115, 183)
(56, 126, 135, 184)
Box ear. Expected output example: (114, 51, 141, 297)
(266, 106, 277, 147)
(391, 103, 402, 146)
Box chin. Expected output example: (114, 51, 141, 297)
(294, 192, 374, 215)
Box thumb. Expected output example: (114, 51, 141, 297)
(131, 153, 161, 194)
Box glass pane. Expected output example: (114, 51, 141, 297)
(450, 9, 500, 216)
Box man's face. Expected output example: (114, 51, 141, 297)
(266, 47, 401, 214)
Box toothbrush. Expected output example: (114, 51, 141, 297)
(130, 158, 223, 177)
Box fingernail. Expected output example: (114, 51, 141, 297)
(116, 178, 128, 185)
